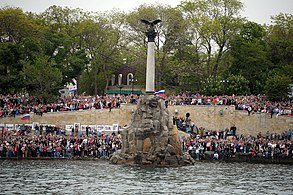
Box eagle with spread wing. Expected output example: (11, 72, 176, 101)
(140, 19, 162, 27)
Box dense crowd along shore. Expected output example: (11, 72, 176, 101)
(1, 94, 292, 118)
(0, 126, 292, 164)
(1, 93, 292, 163)
(0, 131, 122, 159)
(182, 129, 293, 161)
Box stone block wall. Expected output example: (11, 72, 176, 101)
(168, 105, 292, 136)
(0, 104, 292, 136)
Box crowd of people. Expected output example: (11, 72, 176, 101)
(166, 94, 292, 116)
(181, 127, 293, 161)
(0, 128, 122, 159)
(0, 93, 292, 162)
(0, 124, 292, 162)
(0, 94, 136, 118)
(172, 108, 293, 161)
(0, 93, 292, 118)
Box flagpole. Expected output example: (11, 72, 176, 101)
(29, 115, 31, 134)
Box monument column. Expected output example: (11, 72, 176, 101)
(141, 19, 161, 94)
(146, 40, 155, 94)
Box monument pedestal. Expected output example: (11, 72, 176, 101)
(110, 95, 195, 166)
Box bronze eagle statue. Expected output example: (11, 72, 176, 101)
(140, 19, 162, 27)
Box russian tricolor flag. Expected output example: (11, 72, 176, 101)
(21, 114, 30, 120)
(155, 90, 166, 97)
(69, 85, 77, 92)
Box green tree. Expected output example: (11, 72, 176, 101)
(76, 11, 125, 95)
(22, 55, 62, 102)
(0, 7, 41, 94)
(225, 74, 250, 95)
(40, 6, 91, 94)
(201, 74, 249, 96)
(268, 13, 293, 67)
(264, 13, 293, 99)
(228, 21, 271, 94)
(0, 42, 22, 93)
(0, 7, 37, 44)
(201, 76, 222, 96)
(264, 74, 291, 101)
(179, 0, 244, 78)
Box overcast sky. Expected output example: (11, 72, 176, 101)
(1, 0, 292, 24)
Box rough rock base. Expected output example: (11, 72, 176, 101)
(110, 95, 194, 166)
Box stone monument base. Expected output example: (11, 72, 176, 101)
(110, 95, 194, 166)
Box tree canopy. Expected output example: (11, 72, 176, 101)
(0, 1, 292, 101)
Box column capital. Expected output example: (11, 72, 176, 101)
(146, 27, 157, 42)
(141, 19, 161, 43)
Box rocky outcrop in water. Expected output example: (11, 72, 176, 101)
(110, 95, 195, 166)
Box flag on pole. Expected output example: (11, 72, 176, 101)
(155, 90, 166, 97)
(21, 114, 30, 120)
(69, 85, 77, 92)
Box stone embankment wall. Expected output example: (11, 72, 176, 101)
(0, 104, 292, 136)
(168, 105, 292, 136)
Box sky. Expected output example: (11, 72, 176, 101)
(1, 0, 292, 24)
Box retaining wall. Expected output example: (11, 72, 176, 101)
(0, 104, 292, 136)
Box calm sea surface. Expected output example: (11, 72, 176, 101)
(0, 160, 292, 195)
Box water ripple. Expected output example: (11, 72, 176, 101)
(0, 160, 292, 194)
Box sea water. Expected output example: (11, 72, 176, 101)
(0, 160, 292, 195)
